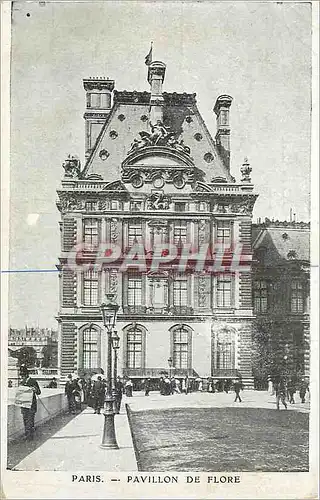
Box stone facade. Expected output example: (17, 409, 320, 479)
(57, 60, 258, 388)
(252, 219, 310, 386)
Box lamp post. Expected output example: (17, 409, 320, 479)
(168, 357, 173, 379)
(100, 293, 119, 449)
(112, 330, 120, 386)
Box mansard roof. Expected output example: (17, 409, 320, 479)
(253, 222, 310, 266)
(81, 90, 233, 183)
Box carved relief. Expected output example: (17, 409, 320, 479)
(198, 219, 207, 245)
(147, 191, 171, 210)
(110, 218, 119, 243)
(198, 276, 210, 308)
(108, 270, 118, 295)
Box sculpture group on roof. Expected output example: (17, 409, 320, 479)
(128, 120, 191, 156)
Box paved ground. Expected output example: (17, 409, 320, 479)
(11, 405, 137, 471)
(126, 389, 311, 413)
(7, 390, 309, 472)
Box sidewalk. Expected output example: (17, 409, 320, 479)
(13, 405, 137, 471)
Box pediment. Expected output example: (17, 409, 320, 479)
(103, 180, 128, 192)
(122, 145, 194, 168)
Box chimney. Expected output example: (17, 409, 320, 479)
(213, 95, 233, 169)
(147, 61, 166, 125)
(83, 77, 115, 159)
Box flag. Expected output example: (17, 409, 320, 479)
(145, 43, 153, 66)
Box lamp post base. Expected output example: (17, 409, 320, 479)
(100, 396, 119, 449)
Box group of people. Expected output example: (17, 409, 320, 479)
(274, 378, 309, 410)
(145, 376, 244, 401)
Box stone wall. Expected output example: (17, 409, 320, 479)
(7, 389, 68, 442)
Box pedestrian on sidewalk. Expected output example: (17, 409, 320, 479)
(144, 378, 151, 396)
(233, 379, 243, 402)
(275, 380, 287, 410)
(65, 374, 78, 414)
(287, 379, 296, 404)
(182, 375, 190, 395)
(299, 379, 308, 403)
(125, 379, 133, 397)
(92, 376, 105, 414)
(173, 377, 181, 394)
(114, 376, 124, 413)
(19, 366, 41, 440)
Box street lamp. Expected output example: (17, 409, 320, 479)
(112, 330, 120, 386)
(100, 293, 119, 449)
(168, 357, 173, 378)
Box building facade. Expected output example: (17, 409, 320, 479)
(57, 60, 258, 388)
(252, 219, 310, 388)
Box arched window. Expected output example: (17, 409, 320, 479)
(123, 325, 146, 369)
(79, 325, 101, 370)
(170, 325, 192, 370)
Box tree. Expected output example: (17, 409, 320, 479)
(42, 343, 58, 367)
(9, 346, 37, 368)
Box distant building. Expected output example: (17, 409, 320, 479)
(56, 59, 259, 388)
(252, 219, 310, 387)
(8, 326, 58, 368)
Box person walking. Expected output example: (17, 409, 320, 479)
(234, 379, 243, 402)
(276, 380, 288, 410)
(114, 376, 124, 413)
(91, 376, 105, 414)
(287, 379, 296, 404)
(65, 374, 78, 414)
(183, 375, 190, 395)
(173, 377, 181, 394)
(299, 379, 308, 403)
(19, 366, 41, 440)
(144, 378, 151, 396)
(125, 379, 133, 397)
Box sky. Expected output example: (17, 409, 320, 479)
(8, 1, 312, 328)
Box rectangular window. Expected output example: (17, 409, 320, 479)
(83, 269, 99, 306)
(173, 328, 189, 369)
(291, 281, 304, 313)
(83, 329, 98, 369)
(217, 341, 232, 369)
(130, 201, 142, 212)
(173, 279, 188, 306)
(173, 220, 187, 244)
(199, 202, 207, 211)
(110, 201, 118, 211)
(127, 329, 142, 368)
(127, 277, 142, 306)
(254, 280, 268, 313)
(216, 220, 231, 246)
(128, 221, 143, 246)
(85, 201, 97, 212)
(83, 218, 99, 246)
(216, 274, 232, 308)
(89, 93, 101, 108)
(175, 202, 186, 213)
